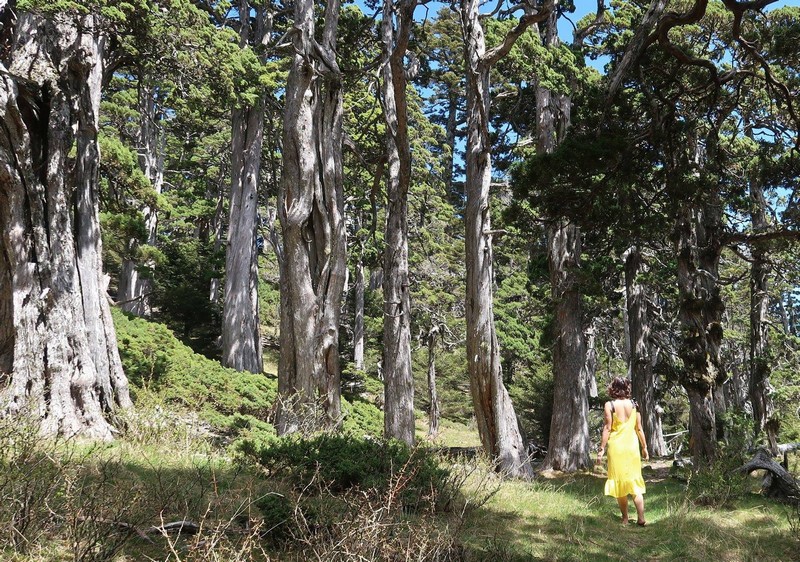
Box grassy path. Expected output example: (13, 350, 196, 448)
(462, 464, 798, 561)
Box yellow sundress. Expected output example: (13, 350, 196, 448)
(604, 406, 646, 498)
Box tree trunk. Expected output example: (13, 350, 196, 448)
(536, 4, 590, 473)
(0, 9, 131, 438)
(208, 174, 226, 303)
(544, 219, 590, 471)
(675, 197, 724, 465)
(276, 0, 346, 433)
(427, 324, 441, 438)
(353, 258, 365, 371)
(624, 246, 667, 457)
(748, 178, 777, 452)
(583, 320, 598, 399)
(460, 0, 542, 478)
(222, 0, 265, 374)
(381, 0, 416, 447)
(118, 80, 164, 316)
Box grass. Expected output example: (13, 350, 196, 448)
(1, 416, 797, 561)
(461, 463, 798, 562)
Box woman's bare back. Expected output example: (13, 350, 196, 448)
(611, 399, 634, 423)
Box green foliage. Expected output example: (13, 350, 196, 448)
(341, 397, 384, 436)
(112, 307, 276, 440)
(239, 434, 448, 508)
(153, 237, 222, 350)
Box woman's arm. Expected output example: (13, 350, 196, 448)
(635, 412, 649, 460)
(597, 402, 612, 462)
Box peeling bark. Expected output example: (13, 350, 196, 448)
(675, 196, 724, 465)
(381, 0, 416, 447)
(276, 0, 346, 433)
(459, 0, 546, 478)
(0, 8, 130, 438)
(222, 0, 266, 374)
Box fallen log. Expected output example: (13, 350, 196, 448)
(737, 447, 800, 503)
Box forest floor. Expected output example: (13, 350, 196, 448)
(427, 423, 799, 562)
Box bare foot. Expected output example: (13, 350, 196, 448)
(636, 520, 646, 526)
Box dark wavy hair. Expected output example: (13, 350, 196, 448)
(607, 377, 631, 399)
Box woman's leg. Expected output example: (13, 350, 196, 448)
(633, 494, 645, 525)
(616, 495, 629, 523)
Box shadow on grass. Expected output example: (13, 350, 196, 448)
(461, 470, 799, 562)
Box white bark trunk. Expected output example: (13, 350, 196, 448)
(460, 0, 544, 478)
(276, 0, 346, 433)
(427, 324, 440, 437)
(0, 10, 131, 438)
(222, 0, 265, 374)
(380, 0, 416, 447)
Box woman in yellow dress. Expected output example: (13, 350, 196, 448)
(597, 377, 649, 526)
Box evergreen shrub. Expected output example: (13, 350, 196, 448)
(239, 434, 448, 508)
(112, 308, 276, 443)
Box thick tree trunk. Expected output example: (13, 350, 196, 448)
(380, 0, 416, 446)
(675, 197, 724, 465)
(544, 220, 590, 471)
(427, 324, 441, 438)
(537, 4, 590, 473)
(748, 180, 777, 452)
(0, 9, 131, 438)
(460, 0, 539, 478)
(276, 0, 346, 433)
(222, 0, 265, 373)
(624, 246, 667, 457)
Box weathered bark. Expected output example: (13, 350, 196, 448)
(427, 324, 441, 438)
(748, 178, 777, 452)
(276, 0, 346, 433)
(544, 219, 590, 471)
(380, 0, 416, 446)
(118, 80, 164, 316)
(624, 246, 667, 457)
(0, 8, 131, 438)
(538, 2, 590, 473)
(738, 448, 800, 502)
(222, 0, 265, 374)
(675, 196, 725, 465)
(460, 0, 546, 478)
